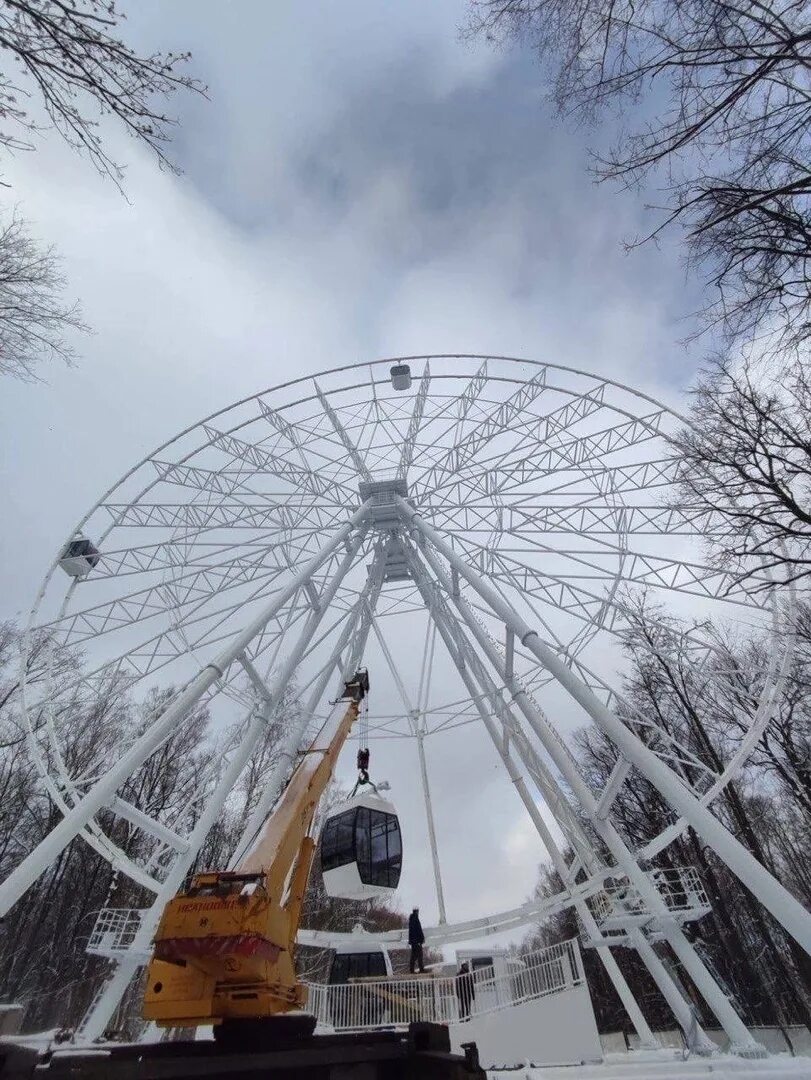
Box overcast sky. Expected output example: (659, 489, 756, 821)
(0, 1, 711, 950)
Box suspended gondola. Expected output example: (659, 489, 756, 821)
(319, 747, 402, 901)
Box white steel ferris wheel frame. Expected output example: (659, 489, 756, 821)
(4, 355, 810, 1054)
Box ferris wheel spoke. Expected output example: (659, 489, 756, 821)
(401, 361, 489, 473)
(374, 422, 461, 476)
(515, 457, 676, 504)
(80, 524, 336, 583)
(424, 380, 612, 498)
(202, 425, 355, 503)
(44, 531, 327, 643)
(302, 397, 388, 472)
(256, 396, 321, 466)
(476, 517, 772, 604)
(411, 366, 550, 496)
(396, 361, 432, 479)
(478, 387, 618, 495)
(119, 583, 314, 682)
(429, 409, 668, 506)
(259, 401, 365, 476)
(314, 381, 374, 481)
(55, 578, 310, 693)
(334, 396, 381, 462)
(451, 533, 743, 647)
(151, 458, 279, 501)
(450, 534, 625, 631)
(429, 500, 726, 540)
(98, 499, 346, 534)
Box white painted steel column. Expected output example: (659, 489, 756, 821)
(410, 529, 758, 1056)
(416, 571, 659, 1049)
(230, 550, 385, 867)
(80, 705, 272, 1040)
(226, 531, 371, 866)
(415, 729, 447, 925)
(80, 527, 369, 1039)
(0, 506, 370, 919)
(399, 500, 811, 961)
(630, 929, 707, 1053)
(415, 622, 447, 925)
(369, 613, 447, 925)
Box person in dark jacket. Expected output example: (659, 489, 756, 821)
(456, 962, 475, 1021)
(408, 907, 425, 973)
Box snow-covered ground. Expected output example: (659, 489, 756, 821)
(489, 1049, 811, 1079)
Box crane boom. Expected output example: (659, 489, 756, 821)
(142, 670, 369, 1032)
(4, 665, 485, 1077)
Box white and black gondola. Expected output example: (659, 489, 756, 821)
(59, 535, 101, 578)
(319, 787, 402, 901)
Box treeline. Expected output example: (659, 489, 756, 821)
(524, 595, 811, 1033)
(0, 621, 212, 1032)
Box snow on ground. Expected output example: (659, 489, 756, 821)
(489, 1049, 811, 1079)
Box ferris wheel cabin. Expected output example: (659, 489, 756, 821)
(320, 791, 402, 901)
(328, 938, 394, 983)
(58, 535, 100, 578)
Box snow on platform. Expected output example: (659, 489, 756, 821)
(489, 1048, 811, 1079)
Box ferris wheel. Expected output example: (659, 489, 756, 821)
(4, 354, 810, 1055)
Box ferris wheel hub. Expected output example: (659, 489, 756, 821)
(358, 477, 411, 523)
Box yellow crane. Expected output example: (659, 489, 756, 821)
(5, 669, 483, 1076)
(142, 669, 370, 1035)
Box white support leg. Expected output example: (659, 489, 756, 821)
(226, 530, 372, 866)
(399, 499, 811, 962)
(423, 586, 660, 1049)
(631, 930, 707, 1054)
(369, 614, 448, 925)
(409, 556, 660, 1050)
(0, 506, 370, 920)
(410, 536, 756, 1057)
(415, 729, 447, 925)
(80, 527, 370, 1040)
(80, 703, 273, 1041)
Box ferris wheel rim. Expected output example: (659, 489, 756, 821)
(17, 353, 792, 916)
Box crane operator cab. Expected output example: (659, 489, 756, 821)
(319, 740, 402, 901)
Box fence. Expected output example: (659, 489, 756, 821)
(305, 938, 582, 1032)
(591, 866, 710, 928)
(86, 909, 146, 960)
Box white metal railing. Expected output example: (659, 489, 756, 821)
(305, 938, 583, 1032)
(86, 908, 145, 958)
(592, 866, 710, 926)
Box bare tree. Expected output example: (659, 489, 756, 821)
(568, 595, 811, 1026)
(0, 209, 86, 378)
(672, 354, 811, 586)
(0, 0, 204, 379)
(0, 0, 204, 182)
(467, 0, 811, 354)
